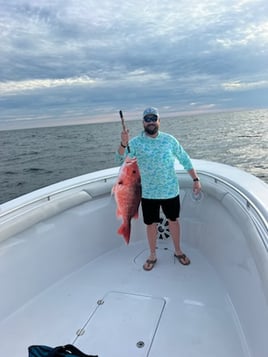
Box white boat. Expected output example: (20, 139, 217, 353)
(0, 159, 267, 357)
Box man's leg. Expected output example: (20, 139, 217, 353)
(168, 219, 182, 255)
(168, 219, 190, 265)
(143, 223, 158, 270)
(146, 223, 158, 260)
(141, 198, 160, 270)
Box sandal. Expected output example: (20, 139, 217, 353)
(174, 253, 191, 265)
(143, 259, 157, 271)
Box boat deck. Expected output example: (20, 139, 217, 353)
(1, 239, 249, 357)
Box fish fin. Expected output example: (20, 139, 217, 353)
(117, 221, 131, 244)
(111, 185, 116, 195)
(133, 211, 139, 219)
(116, 208, 122, 217)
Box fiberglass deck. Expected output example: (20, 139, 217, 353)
(1, 239, 249, 357)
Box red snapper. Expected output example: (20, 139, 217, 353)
(112, 157, 141, 244)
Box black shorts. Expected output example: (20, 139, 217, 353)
(141, 195, 180, 225)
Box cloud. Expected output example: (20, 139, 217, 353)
(0, 76, 96, 95)
(0, 0, 268, 128)
(222, 79, 268, 91)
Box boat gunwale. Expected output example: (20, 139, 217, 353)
(1, 170, 267, 227)
(1, 160, 267, 249)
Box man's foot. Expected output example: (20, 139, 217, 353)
(174, 253, 191, 265)
(143, 258, 157, 271)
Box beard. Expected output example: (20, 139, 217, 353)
(144, 124, 159, 135)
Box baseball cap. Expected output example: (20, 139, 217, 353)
(143, 107, 159, 119)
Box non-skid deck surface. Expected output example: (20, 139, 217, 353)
(1, 240, 248, 357)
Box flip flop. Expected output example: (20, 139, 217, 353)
(143, 259, 157, 271)
(174, 253, 191, 265)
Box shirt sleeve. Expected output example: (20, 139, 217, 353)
(115, 151, 125, 165)
(114, 141, 136, 165)
(173, 139, 193, 171)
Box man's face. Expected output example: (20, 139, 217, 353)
(143, 114, 159, 135)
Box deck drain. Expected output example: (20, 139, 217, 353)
(136, 341, 145, 348)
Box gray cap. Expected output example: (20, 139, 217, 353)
(143, 107, 159, 118)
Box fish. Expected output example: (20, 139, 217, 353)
(112, 157, 141, 244)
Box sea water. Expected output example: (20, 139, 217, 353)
(1, 109, 267, 204)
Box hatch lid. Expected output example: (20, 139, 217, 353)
(75, 291, 165, 356)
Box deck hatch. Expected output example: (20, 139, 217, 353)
(75, 291, 165, 356)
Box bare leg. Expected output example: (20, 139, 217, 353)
(143, 223, 158, 270)
(168, 219, 182, 256)
(168, 219, 190, 264)
(146, 223, 158, 260)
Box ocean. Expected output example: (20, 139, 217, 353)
(1, 109, 267, 204)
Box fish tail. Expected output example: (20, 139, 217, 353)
(117, 221, 131, 244)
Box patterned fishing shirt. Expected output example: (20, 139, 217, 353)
(116, 131, 193, 199)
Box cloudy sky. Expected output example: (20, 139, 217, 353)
(1, 0, 268, 129)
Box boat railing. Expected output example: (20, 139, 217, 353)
(194, 170, 268, 250)
(1, 167, 267, 249)
(0, 170, 119, 218)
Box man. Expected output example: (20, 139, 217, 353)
(116, 107, 201, 271)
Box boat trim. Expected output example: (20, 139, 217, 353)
(1, 165, 267, 248)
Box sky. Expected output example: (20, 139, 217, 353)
(0, 0, 268, 129)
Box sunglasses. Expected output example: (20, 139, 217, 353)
(143, 115, 158, 123)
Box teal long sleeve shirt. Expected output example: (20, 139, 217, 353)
(116, 131, 193, 199)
